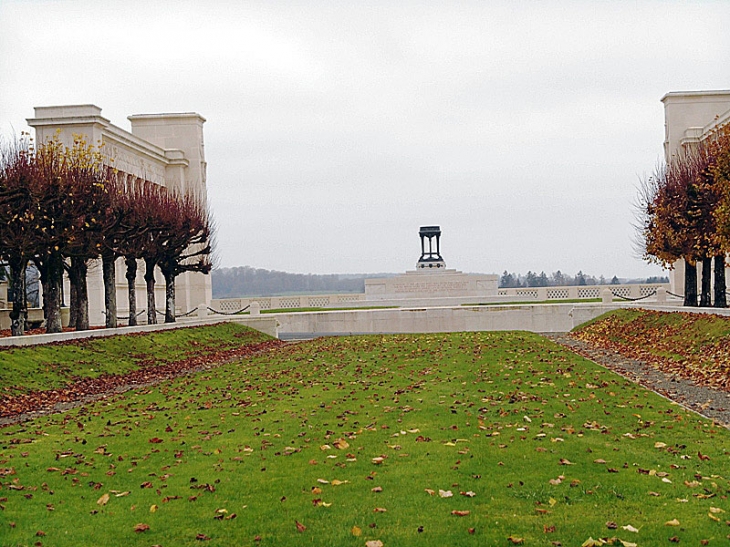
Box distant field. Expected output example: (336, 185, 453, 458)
(1, 329, 728, 546)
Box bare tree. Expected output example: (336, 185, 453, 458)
(132, 187, 214, 323)
(62, 140, 114, 330)
(155, 192, 214, 322)
(0, 134, 35, 335)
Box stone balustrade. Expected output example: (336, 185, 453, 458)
(210, 293, 367, 312)
(496, 283, 670, 301)
(209, 283, 671, 314)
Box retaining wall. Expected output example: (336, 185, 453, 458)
(273, 303, 621, 339)
(0, 316, 279, 348)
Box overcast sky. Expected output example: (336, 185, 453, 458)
(2, 1, 729, 278)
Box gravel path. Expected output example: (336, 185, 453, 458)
(545, 333, 730, 428)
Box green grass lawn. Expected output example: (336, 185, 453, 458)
(0, 323, 272, 395)
(465, 298, 603, 306)
(1, 330, 729, 546)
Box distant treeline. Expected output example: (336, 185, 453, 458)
(212, 266, 392, 298)
(499, 270, 669, 288)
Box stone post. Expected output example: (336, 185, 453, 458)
(197, 303, 208, 319)
(601, 288, 612, 304)
(655, 287, 667, 304)
(250, 301, 261, 316)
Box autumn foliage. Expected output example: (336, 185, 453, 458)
(572, 308, 730, 391)
(0, 132, 214, 334)
(637, 123, 730, 306)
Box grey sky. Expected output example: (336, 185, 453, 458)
(2, 1, 729, 277)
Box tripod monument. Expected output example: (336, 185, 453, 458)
(417, 226, 446, 269)
(364, 226, 499, 303)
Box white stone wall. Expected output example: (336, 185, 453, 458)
(272, 303, 619, 337)
(365, 269, 498, 300)
(662, 91, 730, 159)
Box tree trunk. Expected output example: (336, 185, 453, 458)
(700, 257, 712, 307)
(684, 260, 698, 307)
(68, 265, 78, 330)
(69, 257, 89, 330)
(36, 261, 48, 322)
(8, 258, 27, 336)
(102, 254, 118, 328)
(163, 269, 176, 323)
(125, 257, 138, 326)
(714, 254, 727, 308)
(43, 252, 64, 333)
(145, 257, 157, 325)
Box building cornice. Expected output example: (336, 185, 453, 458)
(661, 90, 730, 103)
(128, 112, 206, 124)
(27, 105, 189, 167)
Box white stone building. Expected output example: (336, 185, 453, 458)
(661, 90, 730, 298)
(26, 105, 212, 326)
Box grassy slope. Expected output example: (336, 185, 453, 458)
(1, 331, 728, 546)
(572, 308, 730, 390)
(0, 323, 272, 395)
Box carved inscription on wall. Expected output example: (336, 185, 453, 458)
(392, 281, 470, 293)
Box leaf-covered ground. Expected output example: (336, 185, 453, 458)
(1, 331, 728, 546)
(572, 309, 730, 392)
(0, 323, 279, 420)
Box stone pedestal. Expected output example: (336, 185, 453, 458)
(365, 269, 498, 301)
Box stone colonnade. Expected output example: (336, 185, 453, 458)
(25, 105, 212, 326)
